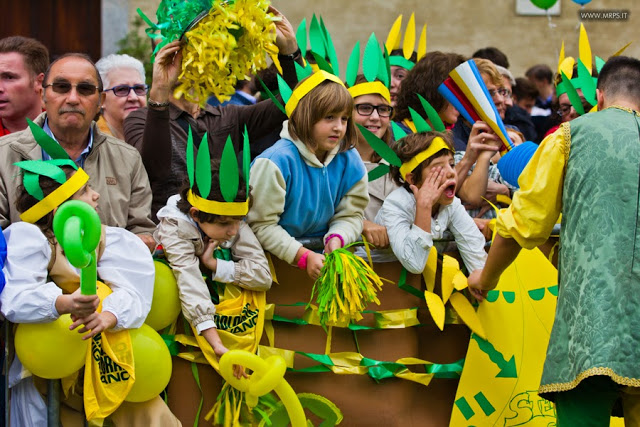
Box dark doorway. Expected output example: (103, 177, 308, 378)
(0, 0, 102, 61)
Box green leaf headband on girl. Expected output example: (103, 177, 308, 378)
(17, 119, 88, 224)
(357, 94, 448, 182)
(295, 14, 340, 74)
(186, 126, 250, 216)
(346, 33, 391, 103)
(265, 70, 345, 118)
(384, 13, 427, 71)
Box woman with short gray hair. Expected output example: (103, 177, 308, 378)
(96, 54, 147, 140)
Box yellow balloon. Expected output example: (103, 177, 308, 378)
(219, 350, 306, 427)
(124, 324, 172, 402)
(15, 314, 87, 379)
(96, 280, 113, 313)
(145, 261, 181, 331)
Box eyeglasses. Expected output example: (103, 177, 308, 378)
(104, 84, 149, 97)
(488, 88, 511, 99)
(43, 81, 99, 96)
(557, 104, 574, 117)
(354, 103, 394, 118)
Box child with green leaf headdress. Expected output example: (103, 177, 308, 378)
(154, 126, 272, 417)
(371, 106, 488, 277)
(344, 32, 401, 259)
(248, 53, 369, 279)
(1, 123, 174, 423)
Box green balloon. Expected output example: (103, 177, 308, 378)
(530, 0, 558, 9)
(53, 200, 101, 295)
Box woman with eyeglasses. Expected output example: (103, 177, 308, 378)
(95, 54, 147, 140)
(350, 74, 400, 256)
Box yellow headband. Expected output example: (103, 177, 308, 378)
(187, 190, 249, 216)
(20, 168, 89, 224)
(348, 82, 391, 104)
(399, 137, 453, 180)
(285, 71, 345, 117)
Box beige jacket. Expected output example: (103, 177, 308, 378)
(0, 113, 155, 236)
(154, 195, 271, 332)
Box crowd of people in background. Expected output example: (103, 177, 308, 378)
(1, 5, 640, 426)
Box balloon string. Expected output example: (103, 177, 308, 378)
(547, 9, 557, 29)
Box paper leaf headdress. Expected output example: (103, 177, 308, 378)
(384, 13, 427, 71)
(294, 14, 340, 75)
(346, 33, 391, 103)
(555, 23, 632, 116)
(186, 126, 251, 216)
(438, 59, 514, 151)
(358, 95, 449, 182)
(139, 0, 278, 106)
(264, 15, 345, 118)
(17, 119, 89, 224)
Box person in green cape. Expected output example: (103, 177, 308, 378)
(469, 56, 640, 426)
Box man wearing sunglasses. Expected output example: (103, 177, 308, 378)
(0, 36, 49, 136)
(0, 53, 156, 250)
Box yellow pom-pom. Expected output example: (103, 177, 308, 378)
(176, 0, 277, 106)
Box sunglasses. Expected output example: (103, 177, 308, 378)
(104, 84, 149, 97)
(43, 81, 99, 97)
(354, 103, 394, 118)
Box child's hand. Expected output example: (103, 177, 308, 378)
(70, 311, 118, 340)
(410, 167, 448, 210)
(467, 121, 502, 162)
(362, 220, 390, 249)
(324, 237, 342, 254)
(56, 289, 100, 318)
(199, 238, 220, 272)
(211, 341, 249, 379)
(467, 269, 494, 302)
(306, 252, 325, 280)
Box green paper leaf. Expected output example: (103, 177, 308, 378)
(295, 18, 307, 58)
(417, 94, 446, 132)
(362, 33, 380, 83)
(356, 124, 401, 166)
(391, 121, 408, 140)
(320, 17, 340, 76)
(242, 125, 250, 196)
(220, 136, 239, 203)
(345, 41, 361, 87)
(377, 43, 390, 88)
(576, 60, 597, 106)
(408, 107, 432, 133)
(367, 163, 390, 182)
(560, 72, 585, 116)
(186, 126, 195, 188)
(309, 14, 327, 59)
(195, 132, 212, 198)
(258, 78, 285, 116)
(595, 56, 606, 73)
(311, 52, 334, 75)
(22, 173, 44, 201)
(27, 118, 70, 161)
(294, 61, 313, 82)
(276, 74, 293, 105)
(14, 160, 67, 184)
(383, 46, 392, 88)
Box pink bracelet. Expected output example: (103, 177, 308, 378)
(325, 234, 344, 248)
(297, 250, 311, 270)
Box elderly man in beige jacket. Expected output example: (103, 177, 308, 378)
(0, 53, 156, 249)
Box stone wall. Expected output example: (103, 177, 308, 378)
(127, 0, 638, 78)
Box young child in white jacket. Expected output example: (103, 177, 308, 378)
(375, 131, 487, 274)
